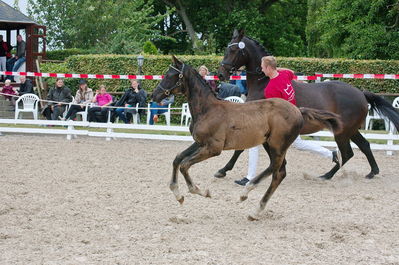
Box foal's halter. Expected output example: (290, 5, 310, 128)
(158, 64, 185, 96)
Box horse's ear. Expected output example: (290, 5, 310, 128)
(233, 29, 239, 38)
(238, 29, 245, 39)
(233, 29, 244, 41)
(172, 55, 182, 67)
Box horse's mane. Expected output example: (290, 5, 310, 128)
(245, 36, 273, 56)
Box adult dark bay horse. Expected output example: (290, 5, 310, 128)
(152, 56, 342, 220)
(217, 29, 399, 180)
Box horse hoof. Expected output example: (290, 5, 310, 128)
(319, 174, 333, 180)
(205, 189, 211, 198)
(365, 172, 375, 179)
(177, 196, 185, 205)
(214, 171, 226, 179)
(247, 215, 259, 221)
(240, 195, 248, 202)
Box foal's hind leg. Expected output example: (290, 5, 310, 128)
(170, 142, 200, 204)
(248, 148, 288, 221)
(240, 166, 273, 202)
(214, 150, 244, 178)
(350, 131, 379, 179)
(242, 158, 287, 202)
(320, 136, 354, 180)
(180, 145, 222, 198)
(240, 143, 274, 201)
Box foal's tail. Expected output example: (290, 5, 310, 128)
(364, 91, 399, 131)
(299, 108, 343, 134)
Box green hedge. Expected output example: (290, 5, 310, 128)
(40, 55, 399, 123)
(41, 54, 399, 94)
(278, 57, 399, 94)
(62, 54, 221, 92)
(45, 48, 93, 61)
(39, 62, 80, 92)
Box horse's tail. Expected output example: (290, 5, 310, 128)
(363, 91, 399, 131)
(299, 107, 343, 134)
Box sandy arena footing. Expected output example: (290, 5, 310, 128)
(0, 135, 398, 264)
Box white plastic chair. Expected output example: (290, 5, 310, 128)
(365, 103, 389, 130)
(389, 97, 399, 133)
(68, 94, 91, 122)
(108, 103, 140, 124)
(224, 96, 245, 103)
(131, 103, 141, 124)
(180, 103, 191, 126)
(392, 97, 399, 109)
(146, 103, 171, 126)
(75, 103, 92, 122)
(15, 93, 39, 120)
(63, 95, 75, 119)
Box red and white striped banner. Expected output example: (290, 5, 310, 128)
(0, 71, 316, 81)
(315, 73, 399, 79)
(2, 71, 399, 81)
(0, 71, 165, 80)
(205, 75, 317, 81)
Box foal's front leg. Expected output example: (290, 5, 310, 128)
(179, 145, 222, 199)
(170, 142, 200, 204)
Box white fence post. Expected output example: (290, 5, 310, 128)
(315, 72, 321, 83)
(105, 116, 114, 141)
(387, 123, 394, 155)
(66, 124, 73, 140)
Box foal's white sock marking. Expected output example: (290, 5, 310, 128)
(240, 183, 256, 201)
(170, 184, 183, 202)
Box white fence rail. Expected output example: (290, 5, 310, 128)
(0, 119, 398, 155)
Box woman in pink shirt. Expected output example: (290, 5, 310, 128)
(88, 85, 113, 122)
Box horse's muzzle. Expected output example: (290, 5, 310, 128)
(217, 65, 229, 81)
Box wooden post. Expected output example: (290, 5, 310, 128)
(35, 59, 45, 108)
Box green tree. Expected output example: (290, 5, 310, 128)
(307, 0, 399, 59)
(143, 41, 158, 54)
(153, 0, 307, 56)
(28, 0, 168, 54)
(13, 0, 20, 11)
(306, 0, 329, 57)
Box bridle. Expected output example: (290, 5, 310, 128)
(220, 41, 246, 72)
(220, 40, 264, 76)
(158, 64, 185, 96)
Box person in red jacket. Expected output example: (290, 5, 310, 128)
(234, 55, 341, 186)
(0, 35, 12, 82)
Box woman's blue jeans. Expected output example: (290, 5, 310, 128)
(115, 107, 130, 123)
(149, 102, 168, 125)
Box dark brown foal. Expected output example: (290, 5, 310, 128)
(152, 56, 342, 220)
